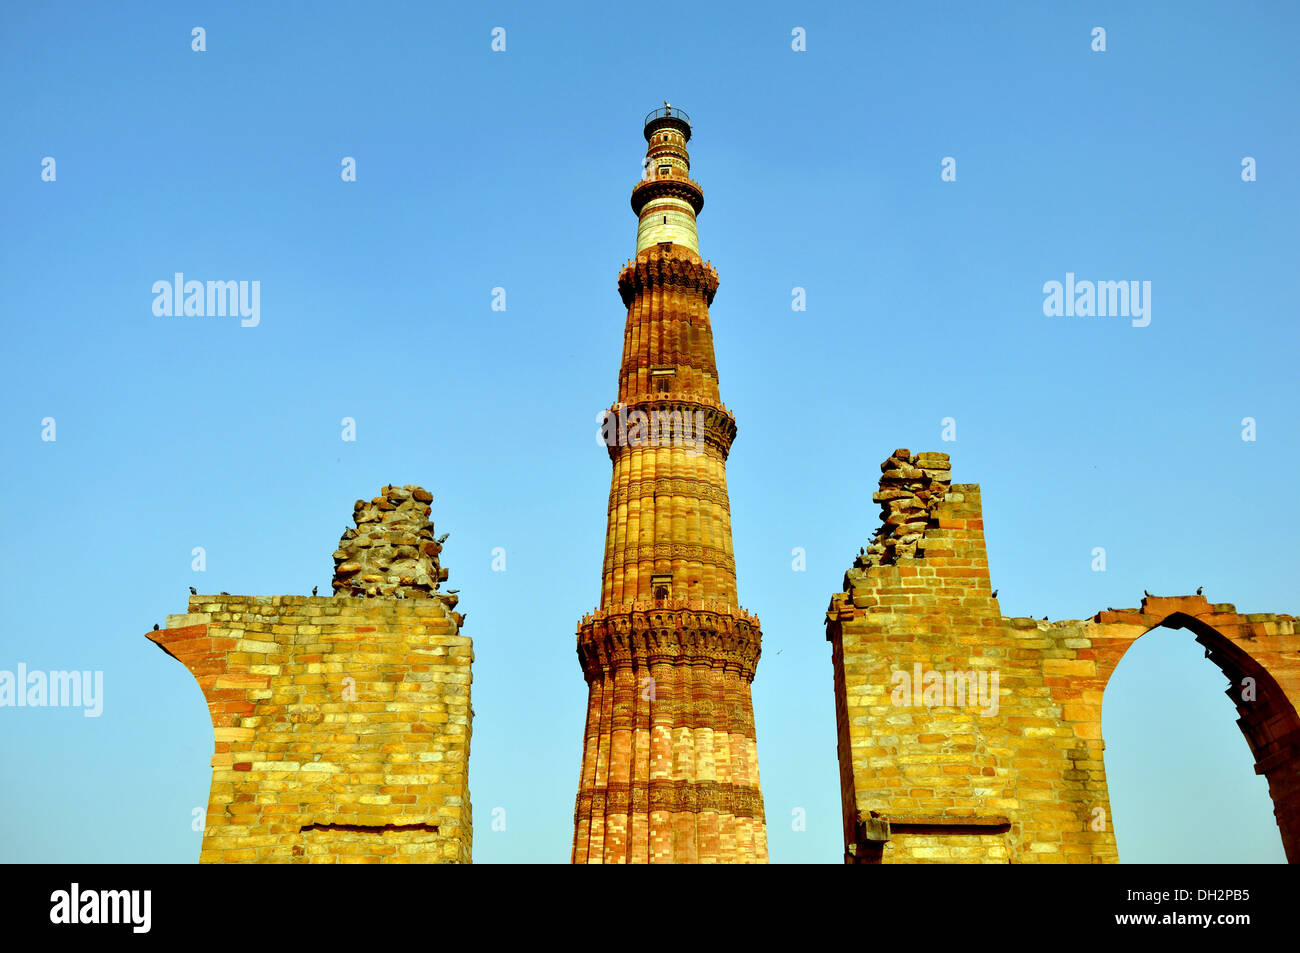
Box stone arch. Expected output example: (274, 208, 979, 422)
(1090, 596, 1300, 862)
(823, 450, 1300, 863)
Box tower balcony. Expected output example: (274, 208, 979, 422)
(644, 104, 692, 141)
(631, 174, 704, 216)
(576, 598, 764, 681)
(599, 396, 738, 462)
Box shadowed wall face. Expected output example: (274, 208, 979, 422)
(827, 450, 1300, 864)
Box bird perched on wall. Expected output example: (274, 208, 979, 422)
(1041, 615, 1048, 621)
(991, 589, 999, 598)
(153, 623, 159, 631)
(859, 547, 865, 556)
(221, 591, 229, 595)
(1196, 586, 1203, 595)
(189, 586, 197, 595)
(1143, 589, 1152, 597)
(312, 586, 318, 596)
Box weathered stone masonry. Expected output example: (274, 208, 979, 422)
(827, 450, 1300, 863)
(148, 484, 472, 863)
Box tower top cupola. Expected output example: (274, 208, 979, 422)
(643, 102, 692, 142)
(632, 102, 704, 254)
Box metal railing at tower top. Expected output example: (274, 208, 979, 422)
(644, 105, 691, 128)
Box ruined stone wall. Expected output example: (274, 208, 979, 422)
(827, 451, 1300, 864)
(333, 485, 457, 607)
(148, 486, 472, 863)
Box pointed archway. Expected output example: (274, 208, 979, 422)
(1091, 597, 1300, 862)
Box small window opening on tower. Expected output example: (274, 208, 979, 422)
(658, 165, 671, 176)
(663, 216, 667, 224)
(651, 366, 675, 393)
(651, 575, 673, 602)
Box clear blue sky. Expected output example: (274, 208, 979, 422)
(1, 1, 1295, 863)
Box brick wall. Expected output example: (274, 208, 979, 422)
(149, 594, 472, 863)
(826, 450, 1300, 863)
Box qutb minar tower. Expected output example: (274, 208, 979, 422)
(572, 105, 768, 863)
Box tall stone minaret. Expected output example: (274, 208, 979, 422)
(572, 105, 768, 864)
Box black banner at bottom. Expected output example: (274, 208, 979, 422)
(5, 863, 1294, 940)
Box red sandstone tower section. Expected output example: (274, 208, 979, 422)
(572, 106, 768, 864)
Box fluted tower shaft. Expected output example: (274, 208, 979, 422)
(572, 106, 768, 864)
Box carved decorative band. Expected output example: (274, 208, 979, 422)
(582, 598, 759, 624)
(577, 609, 762, 679)
(620, 350, 717, 381)
(645, 143, 689, 163)
(575, 780, 765, 821)
(606, 542, 736, 573)
(618, 252, 719, 307)
(601, 690, 757, 735)
(609, 477, 732, 511)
